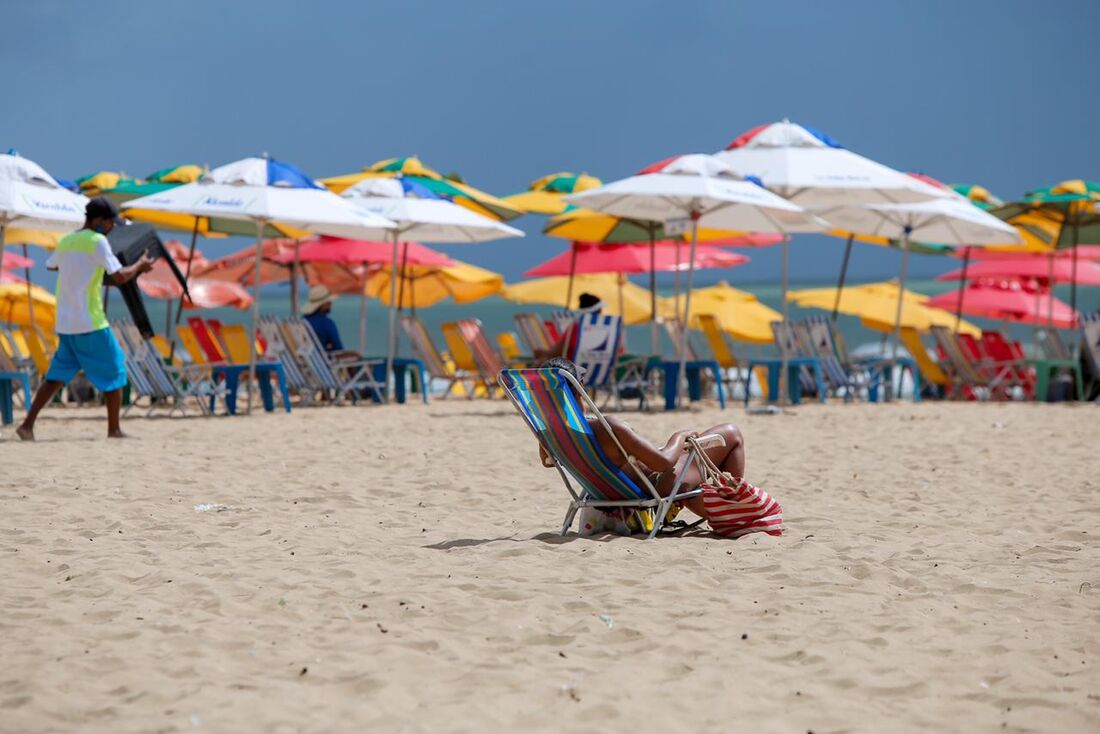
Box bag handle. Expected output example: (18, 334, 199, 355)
(685, 435, 739, 487)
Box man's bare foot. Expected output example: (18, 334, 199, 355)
(15, 425, 34, 441)
(107, 429, 130, 439)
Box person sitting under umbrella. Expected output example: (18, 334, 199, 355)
(302, 285, 361, 360)
(532, 292, 604, 362)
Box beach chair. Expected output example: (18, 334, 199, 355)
(514, 313, 554, 356)
(979, 331, 1038, 400)
(442, 319, 507, 399)
(650, 319, 726, 410)
(0, 344, 31, 426)
(112, 321, 221, 416)
(1028, 327, 1084, 402)
(956, 332, 1023, 400)
(499, 366, 712, 539)
(496, 331, 527, 363)
(696, 314, 758, 400)
(801, 316, 863, 399)
(257, 316, 312, 397)
(182, 317, 292, 413)
(930, 326, 989, 400)
(899, 327, 950, 398)
(1078, 313, 1100, 400)
(281, 317, 384, 405)
(401, 314, 467, 398)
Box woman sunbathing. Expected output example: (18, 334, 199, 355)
(537, 358, 750, 522)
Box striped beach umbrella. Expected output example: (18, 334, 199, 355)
(321, 156, 523, 221)
(504, 172, 603, 215)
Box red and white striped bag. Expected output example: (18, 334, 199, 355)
(687, 437, 784, 539)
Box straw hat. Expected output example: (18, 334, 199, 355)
(302, 285, 336, 315)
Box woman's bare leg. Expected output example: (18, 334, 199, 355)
(655, 423, 746, 519)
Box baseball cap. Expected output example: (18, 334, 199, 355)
(85, 196, 123, 223)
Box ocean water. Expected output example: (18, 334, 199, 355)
(106, 277, 1100, 361)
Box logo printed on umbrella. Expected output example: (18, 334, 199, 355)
(21, 195, 81, 213)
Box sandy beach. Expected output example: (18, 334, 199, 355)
(0, 400, 1096, 732)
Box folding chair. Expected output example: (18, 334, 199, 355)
(570, 312, 653, 410)
(282, 317, 384, 405)
(499, 366, 714, 539)
(513, 313, 555, 355)
(441, 319, 506, 399)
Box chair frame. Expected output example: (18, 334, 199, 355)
(499, 367, 707, 539)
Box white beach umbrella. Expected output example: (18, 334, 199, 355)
(0, 152, 88, 273)
(715, 120, 948, 207)
(122, 156, 395, 412)
(566, 153, 824, 407)
(341, 176, 524, 400)
(826, 196, 1024, 382)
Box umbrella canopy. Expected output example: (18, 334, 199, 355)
(789, 282, 980, 337)
(714, 120, 948, 207)
(270, 236, 453, 268)
(992, 180, 1100, 250)
(951, 183, 1003, 210)
(120, 156, 396, 240)
(658, 281, 782, 344)
(0, 251, 33, 270)
(365, 261, 503, 308)
(543, 206, 785, 246)
(138, 259, 254, 310)
(824, 195, 1024, 246)
(525, 241, 747, 277)
(321, 156, 523, 221)
(0, 152, 88, 232)
(0, 282, 55, 330)
(937, 255, 1100, 286)
(197, 239, 299, 286)
(502, 273, 654, 324)
(969, 244, 1100, 262)
(925, 279, 1077, 329)
(77, 170, 133, 195)
(565, 154, 823, 233)
(504, 172, 603, 215)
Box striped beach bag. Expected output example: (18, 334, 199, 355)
(687, 437, 784, 539)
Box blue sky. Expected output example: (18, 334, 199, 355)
(5, 0, 1098, 284)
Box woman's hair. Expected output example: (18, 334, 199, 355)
(541, 357, 580, 381)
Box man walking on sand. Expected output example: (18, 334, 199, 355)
(17, 198, 153, 440)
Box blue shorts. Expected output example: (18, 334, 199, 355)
(46, 328, 128, 392)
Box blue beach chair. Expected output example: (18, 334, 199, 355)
(499, 367, 710, 539)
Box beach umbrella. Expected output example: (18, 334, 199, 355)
(364, 260, 504, 309)
(925, 279, 1077, 329)
(544, 207, 782, 352)
(0, 251, 33, 270)
(937, 256, 1100, 287)
(0, 152, 88, 273)
(789, 282, 980, 337)
(565, 152, 823, 407)
(658, 281, 782, 344)
(502, 273, 654, 325)
(340, 176, 523, 400)
(504, 172, 603, 215)
(951, 183, 1002, 210)
(824, 194, 1022, 369)
(137, 259, 254, 310)
(76, 170, 133, 196)
(322, 156, 524, 221)
(990, 180, 1100, 317)
(122, 155, 395, 412)
(0, 282, 55, 331)
(272, 236, 454, 352)
(524, 241, 748, 277)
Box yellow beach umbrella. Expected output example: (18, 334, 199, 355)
(658, 281, 781, 344)
(0, 282, 55, 330)
(504, 172, 603, 215)
(1, 228, 65, 251)
(365, 260, 503, 309)
(501, 273, 653, 324)
(789, 282, 980, 336)
(545, 206, 746, 244)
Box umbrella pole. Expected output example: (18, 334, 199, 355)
(1046, 249, 1055, 327)
(396, 242, 410, 315)
(384, 232, 401, 403)
(1070, 217, 1080, 325)
(674, 240, 682, 323)
(889, 227, 913, 402)
(565, 243, 578, 308)
(358, 275, 369, 356)
(169, 219, 201, 362)
(21, 244, 36, 334)
(676, 213, 700, 409)
(779, 238, 790, 406)
(246, 219, 266, 415)
(290, 239, 301, 316)
(831, 234, 854, 322)
(954, 247, 971, 332)
(0, 222, 6, 276)
(649, 230, 658, 355)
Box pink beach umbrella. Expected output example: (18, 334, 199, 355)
(138, 259, 254, 310)
(937, 256, 1100, 286)
(925, 278, 1078, 328)
(524, 241, 748, 277)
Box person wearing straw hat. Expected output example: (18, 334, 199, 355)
(16, 197, 153, 440)
(302, 285, 360, 360)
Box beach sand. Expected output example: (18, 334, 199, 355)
(1, 400, 1097, 732)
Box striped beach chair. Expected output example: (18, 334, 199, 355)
(499, 367, 706, 539)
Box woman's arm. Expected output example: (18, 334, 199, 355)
(605, 416, 695, 472)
